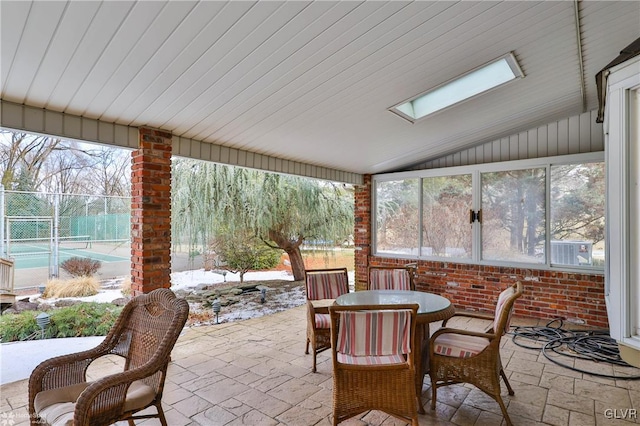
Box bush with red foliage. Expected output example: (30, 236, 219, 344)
(60, 257, 102, 277)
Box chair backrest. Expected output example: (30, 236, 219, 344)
(493, 281, 523, 335)
(368, 266, 415, 291)
(330, 304, 418, 359)
(105, 288, 189, 392)
(305, 268, 349, 300)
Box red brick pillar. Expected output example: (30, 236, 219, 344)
(354, 175, 372, 290)
(130, 128, 172, 296)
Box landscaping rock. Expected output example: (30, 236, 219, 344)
(54, 299, 81, 307)
(110, 298, 129, 306)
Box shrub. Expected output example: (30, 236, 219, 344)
(211, 231, 281, 282)
(0, 303, 123, 342)
(121, 276, 132, 297)
(60, 257, 101, 277)
(42, 276, 100, 298)
(0, 310, 38, 341)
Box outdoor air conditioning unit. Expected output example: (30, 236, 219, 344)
(550, 241, 593, 266)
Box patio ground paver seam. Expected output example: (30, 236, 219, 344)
(2, 306, 640, 425)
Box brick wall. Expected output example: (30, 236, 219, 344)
(131, 128, 172, 295)
(355, 174, 609, 328)
(354, 175, 371, 291)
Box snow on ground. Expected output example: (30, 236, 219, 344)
(26, 269, 305, 326)
(170, 269, 293, 291)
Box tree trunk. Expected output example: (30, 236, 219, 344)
(286, 247, 305, 281)
(267, 230, 306, 281)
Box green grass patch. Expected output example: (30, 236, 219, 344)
(0, 303, 123, 342)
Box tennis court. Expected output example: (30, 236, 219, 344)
(8, 240, 129, 270)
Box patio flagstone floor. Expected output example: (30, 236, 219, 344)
(2, 304, 639, 425)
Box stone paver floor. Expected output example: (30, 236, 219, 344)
(2, 305, 640, 425)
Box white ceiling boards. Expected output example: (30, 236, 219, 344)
(1, 1, 638, 178)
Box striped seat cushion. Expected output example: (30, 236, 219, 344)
(336, 310, 411, 357)
(433, 333, 490, 358)
(369, 269, 411, 290)
(306, 272, 348, 300)
(315, 313, 331, 329)
(337, 353, 406, 365)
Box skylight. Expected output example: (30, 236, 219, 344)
(390, 52, 524, 123)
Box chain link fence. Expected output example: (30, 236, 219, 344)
(0, 186, 130, 277)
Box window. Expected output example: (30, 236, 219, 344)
(375, 178, 419, 256)
(482, 169, 546, 263)
(372, 153, 605, 270)
(389, 53, 524, 122)
(422, 175, 472, 258)
(550, 163, 605, 267)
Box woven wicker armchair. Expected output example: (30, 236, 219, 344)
(304, 267, 349, 372)
(367, 264, 416, 291)
(329, 303, 419, 426)
(428, 281, 523, 426)
(28, 288, 189, 426)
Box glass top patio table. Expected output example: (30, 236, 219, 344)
(334, 290, 454, 323)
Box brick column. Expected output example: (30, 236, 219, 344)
(354, 175, 372, 290)
(131, 128, 172, 296)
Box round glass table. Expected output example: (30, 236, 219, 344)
(335, 290, 454, 323)
(335, 290, 455, 413)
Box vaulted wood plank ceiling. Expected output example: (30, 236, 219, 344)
(1, 1, 638, 176)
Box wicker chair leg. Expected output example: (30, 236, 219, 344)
(430, 383, 437, 410)
(312, 352, 317, 373)
(495, 395, 512, 426)
(156, 401, 168, 426)
(305, 338, 310, 355)
(500, 369, 514, 395)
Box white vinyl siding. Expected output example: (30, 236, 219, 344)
(411, 110, 603, 170)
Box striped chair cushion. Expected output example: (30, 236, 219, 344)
(306, 272, 348, 300)
(433, 333, 490, 358)
(494, 286, 515, 334)
(315, 313, 331, 329)
(337, 353, 406, 365)
(336, 310, 411, 356)
(369, 269, 411, 291)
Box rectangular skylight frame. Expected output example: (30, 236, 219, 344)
(389, 52, 524, 123)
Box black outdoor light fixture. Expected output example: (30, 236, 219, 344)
(212, 299, 221, 324)
(36, 312, 50, 339)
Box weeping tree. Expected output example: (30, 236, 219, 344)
(172, 159, 354, 280)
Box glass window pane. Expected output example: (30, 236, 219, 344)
(422, 175, 472, 258)
(482, 169, 546, 263)
(550, 163, 605, 267)
(375, 179, 419, 255)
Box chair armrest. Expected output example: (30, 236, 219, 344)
(441, 310, 494, 327)
(28, 347, 111, 422)
(430, 327, 495, 341)
(29, 346, 109, 395)
(73, 361, 166, 426)
(307, 300, 332, 326)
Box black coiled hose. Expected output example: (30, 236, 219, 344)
(510, 319, 640, 380)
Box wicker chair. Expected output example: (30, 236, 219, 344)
(29, 288, 189, 426)
(304, 267, 349, 372)
(428, 281, 523, 426)
(367, 264, 416, 291)
(329, 303, 419, 426)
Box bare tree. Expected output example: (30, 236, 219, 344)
(0, 131, 130, 196)
(0, 131, 62, 190)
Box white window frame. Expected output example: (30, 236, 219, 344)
(372, 151, 605, 272)
(604, 55, 640, 352)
